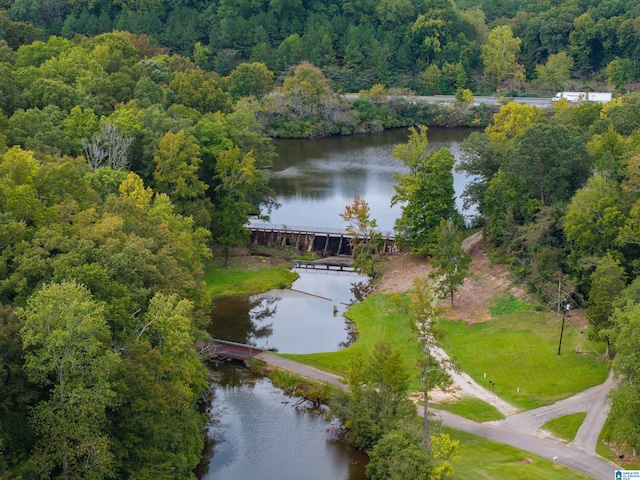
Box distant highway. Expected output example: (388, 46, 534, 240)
(342, 93, 554, 108)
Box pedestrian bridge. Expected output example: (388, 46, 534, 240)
(198, 338, 264, 361)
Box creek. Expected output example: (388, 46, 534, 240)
(198, 128, 474, 479)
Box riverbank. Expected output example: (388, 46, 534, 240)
(203, 242, 618, 478)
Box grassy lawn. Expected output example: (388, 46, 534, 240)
(438, 308, 609, 410)
(540, 412, 587, 442)
(204, 260, 299, 298)
(446, 427, 593, 479)
(432, 397, 505, 423)
(283, 294, 608, 415)
(597, 415, 639, 469)
(283, 293, 426, 391)
(284, 292, 609, 407)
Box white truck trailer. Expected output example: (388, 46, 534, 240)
(552, 92, 612, 103)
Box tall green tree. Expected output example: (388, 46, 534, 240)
(19, 281, 120, 480)
(153, 130, 212, 227)
(504, 123, 589, 206)
(224, 62, 274, 100)
(430, 219, 471, 306)
(366, 429, 433, 480)
(367, 429, 460, 480)
(565, 173, 626, 259)
(392, 126, 459, 255)
(586, 254, 627, 358)
(213, 147, 268, 264)
(608, 301, 640, 456)
(111, 293, 207, 479)
(333, 341, 415, 450)
(481, 26, 525, 90)
(534, 52, 574, 92)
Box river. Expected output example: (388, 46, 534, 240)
(199, 128, 474, 479)
(266, 127, 476, 233)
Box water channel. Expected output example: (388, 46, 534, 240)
(198, 128, 474, 479)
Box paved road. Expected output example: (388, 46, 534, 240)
(431, 409, 616, 480)
(498, 372, 615, 454)
(261, 353, 347, 390)
(261, 351, 618, 479)
(342, 93, 554, 108)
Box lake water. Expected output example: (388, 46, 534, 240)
(266, 127, 475, 233)
(197, 364, 368, 480)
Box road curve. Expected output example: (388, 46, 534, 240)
(260, 352, 619, 479)
(498, 372, 615, 454)
(431, 409, 617, 480)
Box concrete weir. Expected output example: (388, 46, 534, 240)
(249, 224, 397, 256)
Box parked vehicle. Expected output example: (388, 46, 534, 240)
(552, 92, 612, 103)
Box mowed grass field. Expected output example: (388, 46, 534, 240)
(438, 306, 609, 410)
(204, 260, 299, 298)
(286, 292, 609, 410)
(446, 428, 593, 480)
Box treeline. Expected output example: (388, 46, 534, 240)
(2, 0, 640, 94)
(0, 146, 213, 477)
(457, 94, 640, 455)
(0, 24, 491, 480)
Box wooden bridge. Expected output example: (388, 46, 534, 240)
(249, 223, 397, 256)
(199, 338, 264, 361)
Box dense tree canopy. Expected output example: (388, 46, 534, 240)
(2, 0, 639, 99)
(0, 142, 212, 477)
(3, 0, 640, 473)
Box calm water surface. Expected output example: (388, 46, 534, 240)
(201, 129, 475, 479)
(197, 364, 368, 480)
(267, 128, 475, 233)
(208, 268, 365, 354)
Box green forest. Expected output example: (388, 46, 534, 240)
(1, 0, 640, 478)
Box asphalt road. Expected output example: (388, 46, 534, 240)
(432, 409, 616, 480)
(342, 93, 554, 108)
(498, 373, 615, 455)
(261, 350, 619, 480)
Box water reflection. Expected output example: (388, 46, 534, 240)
(268, 127, 476, 232)
(208, 268, 367, 354)
(197, 364, 368, 480)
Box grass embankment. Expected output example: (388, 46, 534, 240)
(446, 428, 593, 480)
(439, 296, 609, 410)
(283, 293, 426, 391)
(540, 413, 587, 442)
(597, 416, 640, 469)
(204, 259, 299, 298)
(285, 292, 608, 411)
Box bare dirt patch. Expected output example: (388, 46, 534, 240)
(375, 234, 522, 324)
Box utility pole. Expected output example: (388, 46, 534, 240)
(557, 299, 570, 355)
